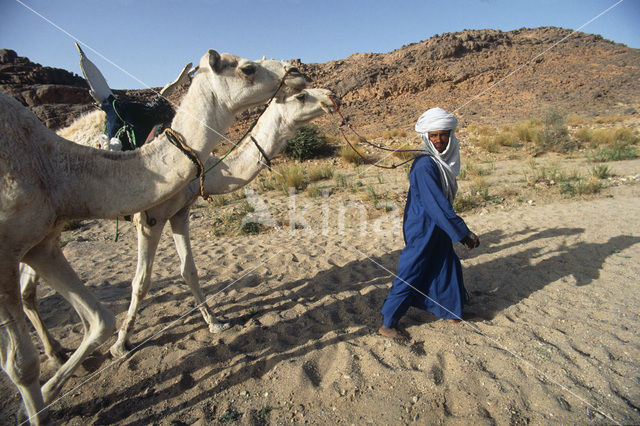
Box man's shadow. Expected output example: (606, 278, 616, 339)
(459, 227, 640, 318)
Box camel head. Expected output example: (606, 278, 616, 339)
(195, 49, 307, 112)
(275, 88, 336, 125)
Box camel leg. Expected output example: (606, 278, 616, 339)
(170, 206, 230, 333)
(0, 260, 48, 425)
(110, 217, 166, 358)
(22, 239, 116, 404)
(19, 263, 69, 368)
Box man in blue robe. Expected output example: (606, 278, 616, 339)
(379, 108, 480, 341)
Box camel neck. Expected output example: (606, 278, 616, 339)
(196, 105, 295, 195)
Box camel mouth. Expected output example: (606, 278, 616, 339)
(320, 102, 334, 114)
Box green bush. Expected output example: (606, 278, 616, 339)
(535, 108, 573, 152)
(589, 142, 637, 162)
(283, 125, 330, 160)
(453, 193, 476, 212)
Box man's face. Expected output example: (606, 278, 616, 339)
(428, 130, 450, 153)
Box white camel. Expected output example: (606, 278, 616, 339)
(21, 88, 334, 363)
(0, 49, 306, 425)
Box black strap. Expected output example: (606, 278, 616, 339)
(165, 129, 202, 177)
(250, 135, 272, 170)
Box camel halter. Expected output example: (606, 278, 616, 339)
(331, 97, 424, 169)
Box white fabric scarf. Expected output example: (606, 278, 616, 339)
(415, 108, 460, 203)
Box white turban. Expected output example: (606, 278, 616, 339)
(415, 108, 460, 203)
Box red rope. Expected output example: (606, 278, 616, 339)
(330, 97, 422, 169)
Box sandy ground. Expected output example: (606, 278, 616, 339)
(1, 159, 639, 425)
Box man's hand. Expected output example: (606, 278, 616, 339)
(461, 231, 480, 250)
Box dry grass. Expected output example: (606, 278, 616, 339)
(275, 164, 306, 192)
(340, 144, 367, 165)
(209, 195, 230, 207)
(592, 114, 635, 124)
(391, 143, 420, 160)
(308, 162, 335, 182)
(382, 128, 408, 139)
(576, 127, 638, 147)
(459, 161, 494, 180)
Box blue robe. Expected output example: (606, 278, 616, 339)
(381, 155, 470, 327)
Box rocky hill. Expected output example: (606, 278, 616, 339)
(2, 27, 639, 134)
(294, 26, 640, 135)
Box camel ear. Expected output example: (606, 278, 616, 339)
(207, 49, 222, 73)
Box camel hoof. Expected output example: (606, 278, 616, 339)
(209, 321, 231, 334)
(109, 341, 132, 359)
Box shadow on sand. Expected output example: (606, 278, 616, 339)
(45, 225, 640, 423)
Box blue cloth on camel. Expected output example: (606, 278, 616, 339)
(381, 154, 470, 327)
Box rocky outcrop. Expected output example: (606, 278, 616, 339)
(0, 49, 93, 129)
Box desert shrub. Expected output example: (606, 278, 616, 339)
(591, 164, 611, 179)
(209, 195, 229, 207)
(561, 177, 601, 197)
(574, 127, 594, 146)
(514, 120, 540, 143)
(469, 177, 490, 200)
(593, 114, 631, 124)
(474, 125, 495, 136)
(453, 192, 476, 212)
(308, 162, 334, 182)
(475, 135, 499, 152)
(275, 164, 306, 191)
(240, 221, 267, 235)
(256, 173, 277, 191)
(340, 144, 366, 165)
(283, 125, 330, 160)
(220, 408, 240, 422)
(594, 128, 637, 146)
(588, 142, 637, 162)
(524, 160, 573, 187)
(534, 108, 573, 152)
(577, 178, 601, 195)
(493, 131, 519, 148)
(382, 128, 408, 139)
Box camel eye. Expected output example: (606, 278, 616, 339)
(240, 64, 257, 76)
(295, 93, 306, 102)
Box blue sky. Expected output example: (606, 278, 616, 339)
(2, 0, 638, 89)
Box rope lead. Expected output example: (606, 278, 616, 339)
(331, 97, 423, 170)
